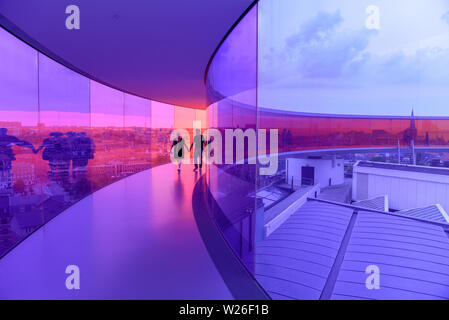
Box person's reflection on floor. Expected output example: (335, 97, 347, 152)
(171, 134, 189, 173)
(35, 132, 71, 186)
(174, 171, 184, 203)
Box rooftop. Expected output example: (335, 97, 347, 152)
(353, 196, 388, 212)
(399, 205, 449, 224)
(357, 161, 449, 176)
(255, 200, 449, 300)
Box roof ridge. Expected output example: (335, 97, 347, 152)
(319, 211, 358, 300)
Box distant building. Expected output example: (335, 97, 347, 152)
(89, 162, 151, 178)
(11, 162, 36, 185)
(353, 161, 449, 213)
(403, 110, 418, 145)
(286, 157, 344, 188)
(0, 122, 22, 136)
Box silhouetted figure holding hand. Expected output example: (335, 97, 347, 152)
(190, 129, 206, 172)
(171, 134, 189, 173)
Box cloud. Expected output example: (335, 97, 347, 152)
(442, 10, 449, 24)
(286, 10, 343, 48)
(262, 9, 449, 85)
(257, 3, 449, 116)
(283, 10, 375, 79)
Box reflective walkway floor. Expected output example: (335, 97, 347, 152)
(0, 164, 233, 299)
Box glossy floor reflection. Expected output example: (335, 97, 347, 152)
(0, 164, 232, 299)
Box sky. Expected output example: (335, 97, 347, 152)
(258, 0, 449, 116)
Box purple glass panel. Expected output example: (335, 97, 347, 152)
(0, 27, 178, 259)
(90, 80, 124, 128)
(253, 0, 449, 300)
(124, 93, 150, 128)
(206, 5, 258, 273)
(124, 93, 152, 169)
(39, 53, 90, 127)
(0, 27, 38, 126)
(150, 101, 174, 167)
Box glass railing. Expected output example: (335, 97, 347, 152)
(0, 26, 206, 258)
(204, 0, 449, 300)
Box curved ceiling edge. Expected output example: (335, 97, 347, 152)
(0, 1, 255, 110)
(203, 0, 259, 85)
(0, 14, 191, 109)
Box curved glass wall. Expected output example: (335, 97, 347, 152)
(206, 0, 449, 299)
(206, 5, 258, 273)
(0, 27, 205, 257)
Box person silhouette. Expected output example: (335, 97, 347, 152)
(190, 129, 206, 172)
(171, 134, 189, 173)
